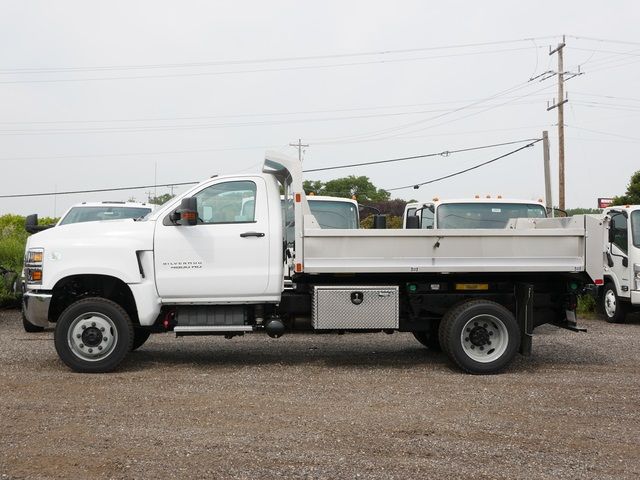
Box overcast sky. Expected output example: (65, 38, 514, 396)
(1, 0, 639, 216)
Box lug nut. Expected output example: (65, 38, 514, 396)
(479, 346, 484, 351)
(76, 334, 81, 339)
(88, 348, 93, 353)
(100, 327, 105, 332)
(79, 344, 84, 348)
(91, 322, 96, 327)
(464, 337, 469, 342)
(470, 345, 475, 349)
(489, 331, 494, 336)
(103, 337, 108, 342)
(483, 323, 488, 328)
(487, 341, 492, 345)
(98, 346, 103, 351)
(81, 325, 86, 330)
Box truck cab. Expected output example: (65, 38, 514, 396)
(601, 205, 640, 322)
(403, 198, 547, 229)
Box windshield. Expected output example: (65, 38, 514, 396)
(632, 211, 640, 248)
(59, 206, 152, 225)
(308, 200, 359, 229)
(437, 203, 547, 229)
(282, 198, 359, 243)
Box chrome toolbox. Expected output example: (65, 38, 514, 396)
(312, 285, 399, 329)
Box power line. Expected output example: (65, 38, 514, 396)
(0, 46, 549, 86)
(311, 79, 535, 144)
(0, 95, 551, 126)
(568, 35, 640, 46)
(0, 138, 541, 198)
(0, 182, 198, 199)
(571, 91, 640, 103)
(303, 138, 539, 172)
(564, 124, 640, 142)
(385, 139, 542, 191)
(0, 36, 561, 75)
(0, 100, 547, 136)
(0, 144, 280, 162)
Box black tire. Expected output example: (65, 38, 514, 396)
(132, 328, 151, 351)
(54, 297, 134, 373)
(22, 315, 45, 333)
(439, 300, 520, 374)
(412, 327, 441, 351)
(601, 282, 627, 323)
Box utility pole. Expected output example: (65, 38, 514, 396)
(547, 35, 568, 210)
(289, 139, 309, 163)
(542, 130, 553, 216)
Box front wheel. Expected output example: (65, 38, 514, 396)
(439, 300, 520, 374)
(602, 283, 627, 324)
(54, 297, 134, 373)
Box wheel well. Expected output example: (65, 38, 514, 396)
(49, 275, 139, 325)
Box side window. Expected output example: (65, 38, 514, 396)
(421, 208, 434, 229)
(611, 212, 628, 253)
(194, 181, 256, 224)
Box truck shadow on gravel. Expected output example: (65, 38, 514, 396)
(117, 339, 612, 374)
(121, 342, 456, 372)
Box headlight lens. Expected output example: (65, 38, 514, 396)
(634, 264, 640, 290)
(24, 248, 44, 285)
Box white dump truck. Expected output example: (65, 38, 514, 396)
(599, 204, 640, 322)
(22, 153, 606, 374)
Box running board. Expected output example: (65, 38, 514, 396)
(174, 325, 254, 336)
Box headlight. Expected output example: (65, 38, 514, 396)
(24, 248, 44, 285)
(635, 263, 640, 290)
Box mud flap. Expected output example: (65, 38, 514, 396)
(561, 309, 587, 332)
(515, 283, 533, 356)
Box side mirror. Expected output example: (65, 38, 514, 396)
(406, 216, 420, 229)
(25, 214, 54, 234)
(174, 197, 198, 226)
(25, 214, 39, 233)
(373, 215, 387, 229)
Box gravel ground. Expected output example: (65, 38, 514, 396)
(1, 309, 639, 480)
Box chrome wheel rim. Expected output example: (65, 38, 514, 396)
(604, 290, 617, 318)
(460, 314, 508, 363)
(67, 312, 118, 362)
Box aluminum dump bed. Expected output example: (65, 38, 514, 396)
(302, 215, 605, 283)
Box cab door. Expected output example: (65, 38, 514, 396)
(608, 210, 631, 298)
(154, 178, 271, 300)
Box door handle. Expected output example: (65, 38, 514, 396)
(240, 231, 265, 238)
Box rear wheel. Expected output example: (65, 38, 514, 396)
(439, 300, 520, 374)
(54, 297, 134, 373)
(602, 283, 627, 323)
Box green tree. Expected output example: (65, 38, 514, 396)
(303, 176, 390, 202)
(612, 170, 640, 205)
(565, 208, 602, 216)
(149, 193, 175, 205)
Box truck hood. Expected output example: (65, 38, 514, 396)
(27, 218, 155, 251)
(26, 219, 157, 289)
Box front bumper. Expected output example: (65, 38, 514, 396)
(632, 290, 640, 307)
(22, 291, 52, 328)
